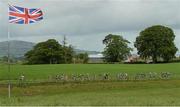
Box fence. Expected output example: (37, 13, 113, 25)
(12, 72, 173, 87)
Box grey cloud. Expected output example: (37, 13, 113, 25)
(0, 0, 180, 51)
(4, 0, 180, 36)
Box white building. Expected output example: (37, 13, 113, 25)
(88, 54, 104, 63)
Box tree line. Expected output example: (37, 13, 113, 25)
(24, 25, 178, 64)
(24, 38, 88, 64)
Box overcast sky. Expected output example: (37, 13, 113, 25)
(0, 0, 180, 52)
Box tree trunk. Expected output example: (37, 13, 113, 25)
(152, 55, 157, 63)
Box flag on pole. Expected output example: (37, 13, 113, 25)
(9, 5, 43, 24)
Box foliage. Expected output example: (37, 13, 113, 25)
(61, 36, 75, 64)
(134, 25, 178, 63)
(74, 53, 89, 63)
(62, 45, 74, 64)
(0, 56, 16, 63)
(1, 56, 8, 62)
(103, 34, 132, 62)
(24, 39, 74, 64)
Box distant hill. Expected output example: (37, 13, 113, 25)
(74, 49, 101, 55)
(0, 40, 35, 57)
(0, 40, 101, 57)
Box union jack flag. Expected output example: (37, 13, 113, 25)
(9, 5, 43, 24)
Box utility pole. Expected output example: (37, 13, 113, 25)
(49, 45, 53, 64)
(63, 35, 67, 63)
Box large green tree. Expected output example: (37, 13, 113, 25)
(134, 25, 178, 63)
(25, 39, 74, 64)
(75, 53, 89, 63)
(62, 45, 74, 64)
(103, 34, 132, 62)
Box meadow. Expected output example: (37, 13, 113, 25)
(0, 63, 180, 81)
(0, 63, 180, 106)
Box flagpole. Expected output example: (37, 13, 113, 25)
(8, 29, 11, 98)
(7, 2, 11, 98)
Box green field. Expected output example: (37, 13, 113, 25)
(0, 63, 180, 80)
(0, 63, 180, 106)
